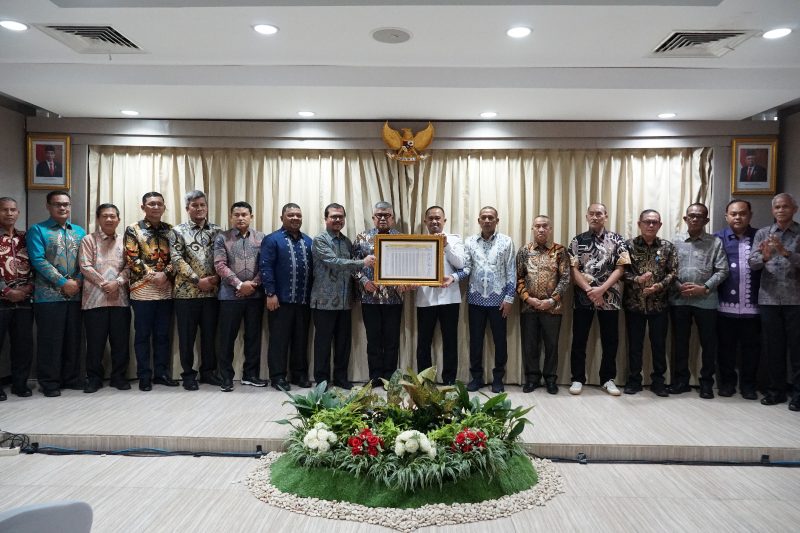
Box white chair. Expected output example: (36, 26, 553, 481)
(0, 500, 92, 533)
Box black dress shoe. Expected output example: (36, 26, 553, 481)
(623, 384, 643, 395)
(741, 390, 757, 401)
(220, 378, 234, 392)
(63, 381, 85, 391)
(139, 379, 152, 391)
(650, 384, 669, 397)
(199, 373, 223, 387)
(333, 380, 353, 390)
(667, 383, 691, 394)
(699, 388, 714, 399)
(111, 380, 131, 391)
(272, 378, 291, 391)
(153, 374, 179, 387)
(41, 388, 61, 397)
(491, 379, 504, 394)
(183, 379, 199, 391)
(718, 387, 735, 397)
(11, 385, 33, 397)
(789, 398, 800, 412)
(0, 388, 6, 401)
(291, 378, 312, 388)
(546, 382, 559, 395)
(761, 395, 787, 406)
(83, 380, 102, 394)
(466, 378, 484, 392)
(522, 382, 537, 393)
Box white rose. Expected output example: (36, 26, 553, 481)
(327, 432, 338, 443)
(314, 422, 328, 430)
(405, 439, 419, 453)
(317, 440, 330, 453)
(394, 442, 405, 457)
(428, 447, 437, 459)
(398, 430, 414, 441)
(420, 438, 431, 453)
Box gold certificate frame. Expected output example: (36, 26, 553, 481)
(374, 234, 444, 286)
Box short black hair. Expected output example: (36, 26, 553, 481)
(46, 190, 70, 204)
(282, 202, 301, 215)
(96, 203, 120, 218)
(686, 202, 708, 217)
(142, 191, 164, 204)
(324, 203, 346, 218)
(44, 145, 56, 153)
(231, 201, 252, 214)
(425, 205, 445, 218)
(726, 198, 752, 213)
(638, 209, 661, 221)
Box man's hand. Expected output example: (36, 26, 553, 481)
(637, 272, 653, 286)
(266, 294, 280, 311)
(62, 279, 81, 297)
(152, 271, 169, 287)
(642, 284, 659, 297)
(363, 255, 376, 268)
(499, 301, 512, 319)
(441, 275, 454, 288)
(586, 286, 606, 307)
(197, 276, 216, 292)
(3, 288, 27, 303)
(679, 282, 706, 297)
(100, 279, 121, 295)
(364, 280, 378, 293)
(236, 280, 256, 297)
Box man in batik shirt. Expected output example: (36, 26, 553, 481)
(568, 202, 630, 396)
(27, 190, 86, 397)
(80, 203, 130, 393)
(0, 197, 33, 400)
(516, 215, 569, 394)
(352, 201, 404, 388)
(125, 191, 177, 391)
(169, 190, 222, 390)
(622, 209, 677, 397)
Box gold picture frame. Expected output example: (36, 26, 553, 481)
(27, 134, 71, 190)
(374, 234, 445, 286)
(731, 137, 777, 195)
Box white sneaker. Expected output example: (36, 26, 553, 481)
(602, 379, 621, 396)
(569, 381, 583, 395)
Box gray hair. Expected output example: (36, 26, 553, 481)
(374, 201, 393, 212)
(639, 209, 661, 222)
(184, 190, 207, 208)
(772, 193, 798, 209)
(0, 197, 17, 206)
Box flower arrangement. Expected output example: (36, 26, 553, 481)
(279, 367, 532, 492)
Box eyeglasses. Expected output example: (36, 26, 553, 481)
(639, 220, 661, 226)
(49, 202, 71, 208)
(373, 213, 393, 219)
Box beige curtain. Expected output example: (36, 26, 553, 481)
(88, 146, 712, 385)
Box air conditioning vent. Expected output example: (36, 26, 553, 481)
(651, 30, 755, 58)
(35, 24, 144, 54)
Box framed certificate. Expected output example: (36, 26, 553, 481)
(374, 234, 444, 286)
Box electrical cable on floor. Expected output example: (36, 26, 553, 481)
(0, 429, 30, 451)
(532, 453, 800, 467)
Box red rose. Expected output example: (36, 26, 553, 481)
(352, 447, 361, 456)
(477, 441, 486, 448)
(477, 431, 486, 440)
(463, 444, 472, 452)
(455, 433, 466, 444)
(348, 436, 361, 448)
(466, 431, 477, 441)
(366, 435, 379, 447)
(368, 446, 378, 457)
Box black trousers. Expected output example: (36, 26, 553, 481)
(468, 304, 508, 380)
(34, 301, 82, 392)
(570, 308, 618, 384)
(520, 312, 562, 384)
(0, 303, 33, 390)
(717, 313, 761, 394)
(416, 303, 460, 384)
(267, 303, 310, 381)
(218, 298, 264, 381)
(625, 310, 668, 387)
(313, 308, 351, 384)
(362, 303, 403, 381)
(131, 299, 174, 379)
(670, 305, 717, 389)
(174, 298, 219, 380)
(83, 306, 131, 386)
(760, 305, 800, 399)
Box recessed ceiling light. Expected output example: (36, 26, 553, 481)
(480, 111, 498, 119)
(253, 24, 279, 35)
(763, 28, 791, 39)
(506, 26, 531, 39)
(120, 110, 139, 116)
(657, 112, 677, 119)
(297, 111, 315, 118)
(0, 20, 28, 32)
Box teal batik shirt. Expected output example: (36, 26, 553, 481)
(26, 217, 86, 303)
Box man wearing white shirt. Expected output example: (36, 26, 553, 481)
(415, 206, 465, 385)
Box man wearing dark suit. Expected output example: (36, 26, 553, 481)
(35, 146, 63, 178)
(739, 153, 767, 182)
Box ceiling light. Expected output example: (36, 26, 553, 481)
(120, 110, 139, 116)
(657, 112, 676, 119)
(506, 26, 531, 39)
(480, 111, 498, 119)
(763, 28, 791, 39)
(297, 111, 315, 118)
(253, 24, 279, 35)
(0, 20, 28, 32)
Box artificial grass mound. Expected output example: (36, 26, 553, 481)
(270, 453, 538, 509)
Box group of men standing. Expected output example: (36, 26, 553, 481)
(1, 191, 798, 412)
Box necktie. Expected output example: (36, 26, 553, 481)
(49, 162, 54, 175)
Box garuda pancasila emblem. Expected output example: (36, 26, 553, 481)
(382, 121, 435, 165)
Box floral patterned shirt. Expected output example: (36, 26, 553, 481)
(26, 218, 86, 303)
(622, 236, 678, 314)
(460, 232, 516, 307)
(515, 241, 570, 315)
(124, 219, 174, 301)
(568, 229, 631, 311)
(169, 220, 222, 299)
(309, 230, 364, 311)
(79, 230, 129, 310)
(352, 228, 403, 305)
(0, 228, 33, 307)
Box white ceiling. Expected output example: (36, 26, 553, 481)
(0, 0, 798, 121)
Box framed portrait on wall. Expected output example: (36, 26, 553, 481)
(27, 134, 71, 190)
(731, 137, 776, 195)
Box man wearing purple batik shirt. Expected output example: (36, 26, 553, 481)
(714, 199, 761, 400)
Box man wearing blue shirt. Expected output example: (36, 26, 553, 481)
(26, 191, 86, 397)
(260, 203, 313, 391)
